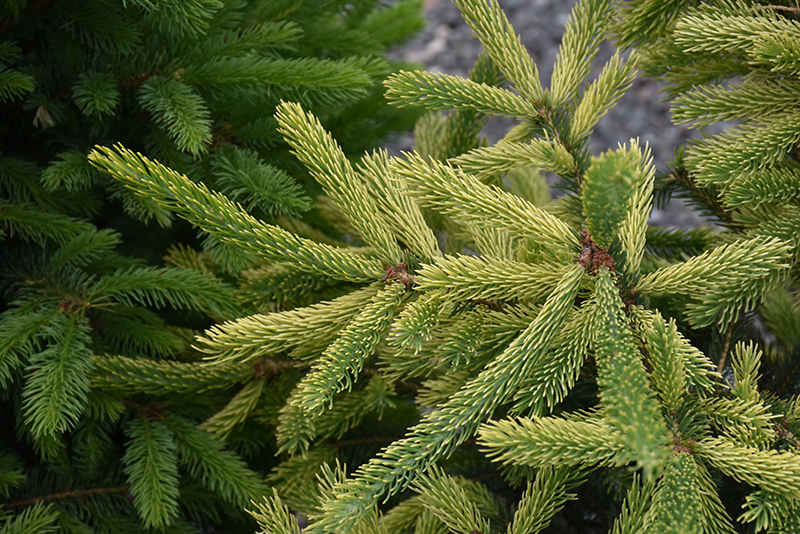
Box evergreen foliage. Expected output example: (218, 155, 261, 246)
(0, 0, 423, 531)
(8, 0, 800, 532)
(84, 0, 800, 530)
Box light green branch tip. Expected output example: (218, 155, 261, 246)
(583, 146, 641, 249)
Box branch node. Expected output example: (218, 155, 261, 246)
(576, 229, 616, 274)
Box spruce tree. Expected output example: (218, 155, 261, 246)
(10, 0, 800, 531)
(88, 0, 800, 530)
(0, 0, 424, 532)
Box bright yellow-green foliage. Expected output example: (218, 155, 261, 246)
(582, 148, 641, 248)
(76, 0, 800, 532)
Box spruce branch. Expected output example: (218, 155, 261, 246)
(609, 474, 656, 534)
(568, 50, 638, 143)
(696, 436, 800, 498)
(636, 236, 792, 329)
(183, 56, 378, 109)
(90, 266, 241, 319)
(449, 138, 575, 182)
(40, 151, 102, 194)
(435, 308, 486, 369)
(614, 0, 697, 49)
(410, 466, 491, 534)
(164, 414, 268, 509)
(511, 299, 599, 416)
(506, 467, 579, 534)
(71, 70, 119, 118)
(0, 201, 94, 246)
(648, 453, 703, 534)
(0, 308, 59, 388)
(122, 417, 180, 530)
(752, 31, 800, 76)
(0, 64, 35, 102)
(582, 146, 642, 249)
(235, 261, 346, 311)
(642, 312, 689, 413)
(687, 108, 800, 193)
(46, 228, 121, 271)
(384, 70, 534, 119)
(380, 495, 426, 533)
(88, 145, 384, 282)
(356, 149, 441, 261)
(467, 224, 517, 260)
(308, 266, 583, 534)
(730, 341, 763, 402)
(698, 397, 776, 443)
(746, 202, 800, 261)
(415, 254, 573, 303)
(22, 314, 94, 439)
(294, 282, 404, 416)
(91, 355, 254, 395)
(388, 290, 446, 355)
(673, 9, 800, 57)
(671, 78, 800, 128)
(479, 415, 625, 469)
(199, 378, 266, 439)
(452, 0, 544, 105)
(130, 0, 220, 39)
(275, 386, 317, 457)
(550, 0, 616, 107)
(392, 152, 578, 254)
(618, 141, 655, 277)
(739, 489, 800, 533)
(630, 307, 720, 392)
(695, 461, 737, 534)
(210, 144, 312, 219)
(138, 77, 212, 156)
(0, 502, 59, 534)
(247, 489, 303, 534)
(594, 267, 669, 475)
(275, 102, 402, 262)
(196, 284, 380, 364)
(96, 306, 186, 358)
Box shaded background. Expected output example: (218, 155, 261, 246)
(389, 0, 715, 228)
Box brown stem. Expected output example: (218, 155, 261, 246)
(717, 326, 734, 376)
(2, 485, 130, 510)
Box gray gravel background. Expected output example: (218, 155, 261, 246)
(388, 0, 712, 228)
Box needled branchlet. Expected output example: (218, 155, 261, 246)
(582, 147, 641, 249)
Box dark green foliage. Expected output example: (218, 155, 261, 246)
(0, 0, 424, 531)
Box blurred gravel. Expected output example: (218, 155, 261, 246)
(388, 0, 713, 228)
